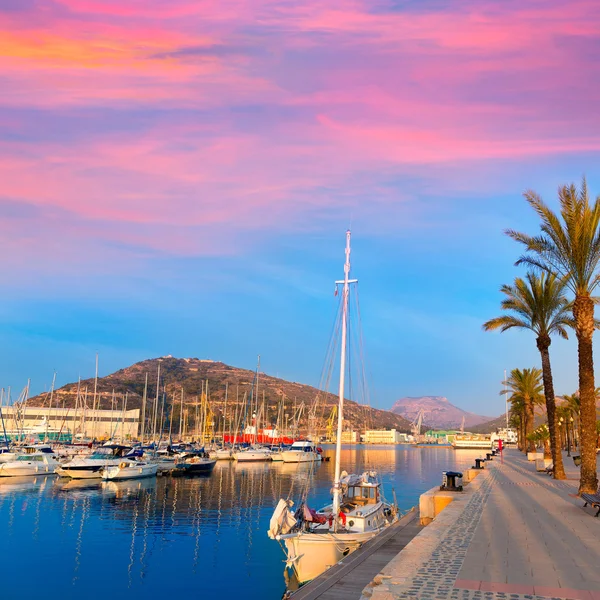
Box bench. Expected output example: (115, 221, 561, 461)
(581, 490, 600, 517)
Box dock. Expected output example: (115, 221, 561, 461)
(290, 508, 421, 599)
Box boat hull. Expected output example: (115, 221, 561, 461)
(282, 529, 380, 583)
(56, 466, 104, 479)
(233, 451, 272, 462)
(280, 451, 321, 463)
(102, 463, 159, 481)
(0, 464, 57, 477)
(173, 460, 217, 476)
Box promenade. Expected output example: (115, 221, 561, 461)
(363, 449, 600, 600)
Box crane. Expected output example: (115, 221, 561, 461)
(326, 405, 338, 442)
(411, 409, 426, 438)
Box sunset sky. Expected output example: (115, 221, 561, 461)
(1, 0, 599, 416)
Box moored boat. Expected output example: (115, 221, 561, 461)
(101, 459, 159, 481)
(172, 452, 217, 475)
(233, 445, 272, 462)
(0, 447, 60, 477)
(451, 433, 492, 449)
(280, 441, 322, 463)
(56, 444, 131, 479)
(267, 231, 398, 586)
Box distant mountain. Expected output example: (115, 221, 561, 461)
(26, 357, 411, 434)
(390, 396, 492, 430)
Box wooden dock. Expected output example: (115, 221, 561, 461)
(289, 508, 421, 600)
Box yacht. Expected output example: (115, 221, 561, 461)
(172, 452, 217, 475)
(451, 433, 492, 449)
(233, 445, 273, 462)
(0, 447, 60, 477)
(280, 441, 322, 463)
(56, 444, 131, 479)
(101, 459, 159, 481)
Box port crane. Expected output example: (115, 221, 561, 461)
(410, 409, 426, 438)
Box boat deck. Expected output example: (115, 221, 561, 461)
(289, 508, 421, 600)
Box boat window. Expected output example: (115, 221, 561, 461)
(16, 455, 31, 461)
(370, 488, 376, 499)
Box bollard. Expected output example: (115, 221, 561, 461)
(440, 470, 463, 491)
(486, 452, 493, 460)
(473, 458, 485, 469)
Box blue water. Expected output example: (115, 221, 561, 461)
(0, 446, 482, 599)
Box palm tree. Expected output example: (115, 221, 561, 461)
(508, 397, 526, 451)
(483, 272, 572, 479)
(507, 179, 600, 494)
(502, 368, 545, 452)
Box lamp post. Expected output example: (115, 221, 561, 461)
(570, 416, 575, 451)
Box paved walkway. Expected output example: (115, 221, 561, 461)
(363, 449, 600, 600)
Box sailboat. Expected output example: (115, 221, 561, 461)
(267, 231, 398, 585)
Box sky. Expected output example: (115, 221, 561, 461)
(0, 0, 599, 417)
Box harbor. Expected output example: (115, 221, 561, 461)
(0, 445, 481, 600)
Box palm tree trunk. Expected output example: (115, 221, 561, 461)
(574, 294, 599, 494)
(537, 336, 566, 479)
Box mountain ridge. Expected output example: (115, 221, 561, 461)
(25, 356, 412, 434)
(391, 395, 492, 429)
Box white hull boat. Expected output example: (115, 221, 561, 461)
(102, 460, 159, 481)
(233, 447, 272, 462)
(281, 441, 322, 463)
(56, 444, 131, 479)
(268, 231, 398, 586)
(0, 452, 60, 477)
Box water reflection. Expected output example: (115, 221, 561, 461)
(0, 446, 488, 600)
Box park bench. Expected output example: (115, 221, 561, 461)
(581, 487, 600, 517)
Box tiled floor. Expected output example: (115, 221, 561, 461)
(365, 450, 600, 600)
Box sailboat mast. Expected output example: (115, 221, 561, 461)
(140, 373, 148, 445)
(332, 230, 356, 522)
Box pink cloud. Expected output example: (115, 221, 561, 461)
(0, 0, 598, 272)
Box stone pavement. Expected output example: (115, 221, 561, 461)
(362, 449, 600, 600)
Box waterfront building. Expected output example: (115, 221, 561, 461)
(340, 430, 359, 443)
(0, 406, 140, 441)
(363, 429, 406, 444)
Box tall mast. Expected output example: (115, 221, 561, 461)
(140, 373, 148, 445)
(332, 230, 357, 525)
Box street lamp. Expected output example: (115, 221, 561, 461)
(570, 416, 575, 451)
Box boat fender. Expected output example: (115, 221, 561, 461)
(119, 462, 128, 468)
(338, 511, 347, 526)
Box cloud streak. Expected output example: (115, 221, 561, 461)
(0, 0, 599, 273)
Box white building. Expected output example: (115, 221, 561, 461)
(0, 406, 140, 441)
(340, 430, 359, 443)
(363, 429, 405, 444)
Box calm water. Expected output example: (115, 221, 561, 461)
(0, 446, 484, 599)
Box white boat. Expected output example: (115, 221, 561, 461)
(101, 459, 159, 481)
(56, 444, 131, 479)
(233, 446, 273, 462)
(451, 434, 492, 449)
(268, 231, 397, 586)
(0, 448, 18, 463)
(0, 449, 60, 477)
(281, 441, 322, 463)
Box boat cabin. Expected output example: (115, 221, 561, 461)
(289, 441, 318, 452)
(343, 482, 380, 506)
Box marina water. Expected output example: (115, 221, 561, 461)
(0, 446, 483, 599)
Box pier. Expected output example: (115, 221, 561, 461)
(363, 450, 600, 600)
(290, 509, 421, 599)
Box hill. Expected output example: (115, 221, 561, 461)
(25, 356, 411, 435)
(390, 396, 492, 429)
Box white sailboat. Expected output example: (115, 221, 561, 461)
(267, 231, 397, 585)
(101, 459, 158, 481)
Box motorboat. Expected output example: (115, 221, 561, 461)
(210, 447, 234, 460)
(173, 452, 217, 475)
(56, 444, 131, 479)
(0, 448, 60, 477)
(101, 459, 159, 481)
(280, 441, 322, 463)
(233, 445, 273, 462)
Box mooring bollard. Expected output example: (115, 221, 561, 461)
(440, 470, 463, 491)
(473, 458, 485, 469)
(486, 452, 493, 461)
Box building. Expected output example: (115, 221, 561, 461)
(424, 430, 457, 444)
(340, 430, 359, 443)
(0, 406, 140, 441)
(363, 429, 406, 444)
